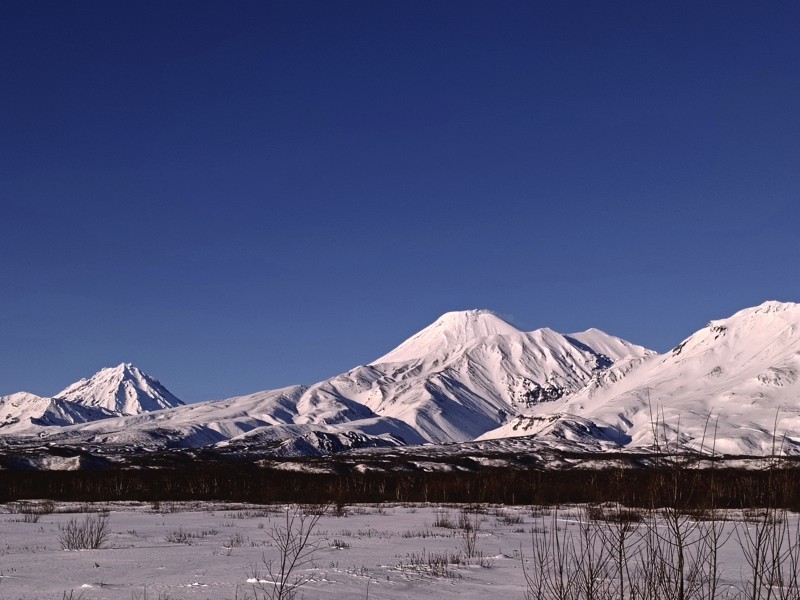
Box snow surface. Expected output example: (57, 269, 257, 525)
(370, 310, 522, 364)
(0, 501, 796, 600)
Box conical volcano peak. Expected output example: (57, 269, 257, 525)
(53, 363, 183, 415)
(371, 310, 521, 365)
(431, 310, 518, 336)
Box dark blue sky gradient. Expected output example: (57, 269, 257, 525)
(2, 2, 799, 401)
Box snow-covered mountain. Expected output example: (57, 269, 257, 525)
(0, 364, 183, 432)
(480, 301, 800, 456)
(2, 310, 650, 451)
(347, 310, 652, 442)
(4, 301, 800, 460)
(11, 384, 425, 455)
(0, 392, 112, 431)
(53, 363, 183, 415)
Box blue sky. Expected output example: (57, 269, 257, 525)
(2, 1, 799, 401)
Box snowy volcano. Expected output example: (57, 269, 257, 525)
(0, 364, 183, 432)
(349, 311, 652, 442)
(371, 310, 523, 364)
(53, 363, 183, 415)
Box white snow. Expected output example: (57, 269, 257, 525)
(4, 301, 800, 458)
(54, 362, 184, 415)
(0, 501, 796, 599)
(0, 364, 183, 433)
(371, 310, 522, 364)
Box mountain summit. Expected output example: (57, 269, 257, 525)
(53, 363, 184, 415)
(1, 363, 182, 432)
(371, 310, 521, 364)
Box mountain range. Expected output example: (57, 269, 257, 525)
(2, 301, 800, 458)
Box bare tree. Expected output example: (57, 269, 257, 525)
(250, 505, 324, 600)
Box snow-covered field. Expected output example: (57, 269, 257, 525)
(2, 501, 799, 600)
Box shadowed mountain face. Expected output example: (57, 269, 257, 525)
(4, 301, 800, 459)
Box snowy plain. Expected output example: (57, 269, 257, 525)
(2, 500, 799, 600)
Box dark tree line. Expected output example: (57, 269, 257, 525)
(2, 463, 800, 508)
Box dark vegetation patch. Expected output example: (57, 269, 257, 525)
(2, 459, 800, 509)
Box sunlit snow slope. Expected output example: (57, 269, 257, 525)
(481, 301, 800, 455)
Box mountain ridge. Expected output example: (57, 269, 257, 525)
(479, 300, 800, 455)
(3, 301, 800, 460)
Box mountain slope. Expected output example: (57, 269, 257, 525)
(331, 313, 652, 443)
(0, 391, 120, 432)
(481, 301, 800, 455)
(30, 384, 426, 453)
(4, 311, 650, 450)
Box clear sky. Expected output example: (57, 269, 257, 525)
(2, 1, 799, 402)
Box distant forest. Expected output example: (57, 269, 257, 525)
(3, 462, 800, 509)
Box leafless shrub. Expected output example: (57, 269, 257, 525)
(227, 532, 247, 548)
(226, 509, 274, 519)
(400, 528, 441, 539)
(520, 479, 800, 600)
(530, 505, 549, 518)
(58, 514, 110, 550)
(75, 502, 109, 515)
(523, 508, 577, 600)
(459, 510, 481, 559)
(164, 528, 195, 545)
(248, 504, 324, 600)
(735, 506, 800, 600)
(499, 512, 524, 525)
(163, 527, 217, 545)
(574, 508, 615, 600)
(457, 508, 473, 530)
(433, 509, 456, 529)
(588, 503, 644, 524)
(131, 587, 175, 600)
(397, 549, 464, 579)
(11, 499, 56, 523)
